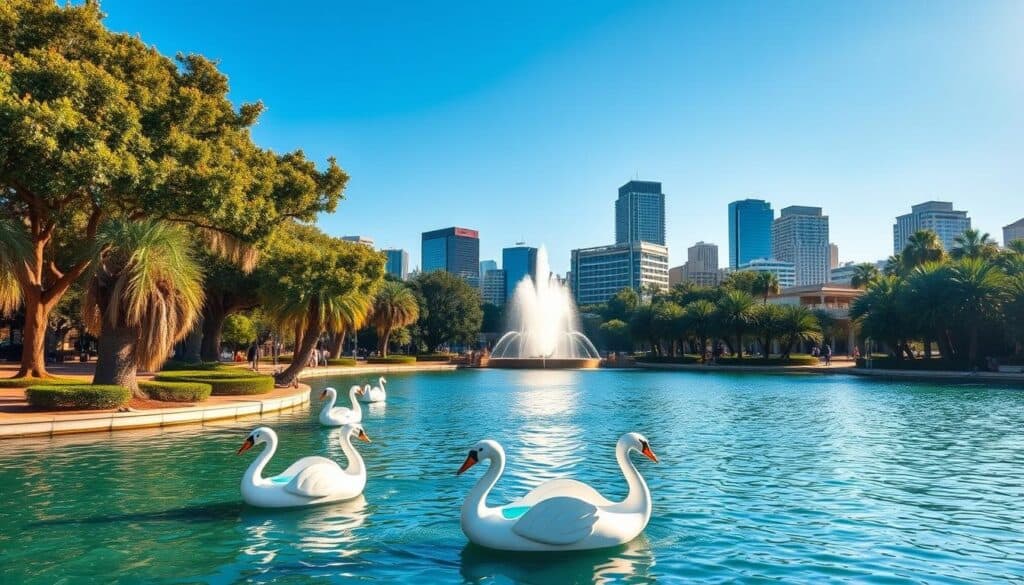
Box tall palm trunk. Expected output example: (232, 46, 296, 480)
(276, 304, 322, 386)
(93, 326, 141, 397)
(329, 331, 346, 358)
(379, 326, 392, 357)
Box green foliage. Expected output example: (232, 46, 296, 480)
(367, 355, 416, 364)
(415, 353, 454, 362)
(222, 314, 257, 349)
(326, 357, 357, 366)
(26, 385, 130, 410)
(0, 377, 78, 389)
(410, 271, 483, 351)
(481, 303, 505, 334)
(0, 218, 29, 315)
(153, 371, 273, 395)
(599, 319, 632, 352)
(901, 230, 945, 272)
(605, 288, 640, 322)
(951, 229, 999, 261)
(370, 281, 419, 357)
(722, 271, 761, 295)
(850, 263, 881, 289)
(160, 360, 227, 371)
(139, 381, 212, 402)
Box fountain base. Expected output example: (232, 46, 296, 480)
(486, 357, 601, 369)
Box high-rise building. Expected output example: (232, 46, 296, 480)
(728, 199, 774, 269)
(479, 259, 498, 275)
(421, 227, 480, 286)
(772, 206, 830, 286)
(341, 235, 375, 247)
(501, 244, 538, 300)
(893, 201, 971, 254)
(829, 243, 839, 269)
(737, 258, 796, 289)
(1003, 218, 1024, 246)
(383, 249, 409, 280)
(481, 269, 507, 306)
(615, 180, 665, 246)
(570, 241, 669, 305)
(669, 241, 722, 287)
(829, 261, 858, 285)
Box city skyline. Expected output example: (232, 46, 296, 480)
(93, 1, 1024, 274)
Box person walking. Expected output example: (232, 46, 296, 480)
(247, 341, 260, 372)
(823, 343, 832, 366)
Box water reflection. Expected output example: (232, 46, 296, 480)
(239, 496, 370, 562)
(459, 536, 656, 584)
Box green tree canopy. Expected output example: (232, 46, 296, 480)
(410, 271, 483, 352)
(222, 314, 257, 350)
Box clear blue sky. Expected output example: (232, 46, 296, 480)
(97, 0, 1023, 273)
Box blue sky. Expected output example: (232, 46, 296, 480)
(98, 0, 1023, 273)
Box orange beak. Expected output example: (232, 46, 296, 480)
(641, 443, 659, 463)
(357, 429, 371, 443)
(237, 436, 254, 455)
(456, 450, 479, 475)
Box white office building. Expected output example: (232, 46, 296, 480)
(893, 201, 971, 254)
(570, 241, 669, 305)
(772, 206, 830, 286)
(1004, 218, 1024, 246)
(738, 258, 797, 289)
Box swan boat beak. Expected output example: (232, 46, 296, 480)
(456, 450, 479, 475)
(357, 429, 372, 443)
(237, 436, 255, 455)
(641, 441, 659, 463)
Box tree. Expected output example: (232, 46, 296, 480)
(0, 218, 29, 317)
(778, 305, 823, 358)
(411, 271, 483, 352)
(222, 314, 257, 350)
(905, 262, 954, 358)
(722, 271, 760, 295)
(259, 225, 384, 385)
(481, 303, 505, 334)
(948, 258, 1007, 365)
(951, 229, 999, 261)
(370, 281, 419, 357)
(651, 301, 684, 356)
(751, 304, 784, 360)
(1, 1, 348, 378)
(83, 220, 204, 396)
(715, 290, 755, 359)
(901, 230, 945, 271)
(682, 299, 716, 358)
(605, 288, 640, 322)
(850, 276, 910, 358)
(850, 263, 881, 289)
(752, 272, 781, 304)
(599, 319, 631, 352)
(629, 304, 658, 354)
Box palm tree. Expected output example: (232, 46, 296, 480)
(1007, 239, 1024, 256)
(850, 276, 910, 359)
(0, 219, 29, 318)
(369, 281, 419, 357)
(715, 290, 755, 359)
(905, 262, 954, 359)
(778, 305, 823, 359)
(325, 293, 373, 358)
(951, 228, 999, 260)
(752, 271, 781, 304)
(850, 263, 881, 289)
(884, 254, 903, 277)
(751, 303, 784, 360)
(83, 220, 204, 395)
(682, 299, 716, 358)
(901, 230, 945, 271)
(948, 258, 1008, 365)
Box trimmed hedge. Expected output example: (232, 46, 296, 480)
(326, 358, 357, 367)
(153, 371, 274, 395)
(160, 360, 226, 372)
(26, 384, 130, 410)
(139, 380, 212, 402)
(260, 354, 293, 363)
(415, 353, 453, 362)
(0, 376, 79, 389)
(367, 355, 416, 365)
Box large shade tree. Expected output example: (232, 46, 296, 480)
(410, 271, 483, 352)
(0, 0, 346, 378)
(258, 224, 384, 386)
(369, 282, 419, 357)
(83, 220, 203, 395)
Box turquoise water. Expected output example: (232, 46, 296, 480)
(2, 369, 1024, 583)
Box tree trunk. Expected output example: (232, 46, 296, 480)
(735, 330, 744, 360)
(277, 309, 321, 387)
(294, 322, 304, 356)
(176, 322, 203, 363)
(924, 339, 933, 359)
(380, 327, 391, 358)
(329, 331, 346, 358)
(200, 304, 228, 363)
(16, 292, 50, 378)
(93, 325, 141, 397)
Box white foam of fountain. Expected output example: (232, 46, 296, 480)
(491, 246, 600, 359)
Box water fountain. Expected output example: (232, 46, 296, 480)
(489, 246, 601, 369)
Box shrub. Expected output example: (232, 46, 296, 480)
(153, 371, 274, 395)
(367, 355, 416, 365)
(26, 385, 130, 410)
(414, 353, 452, 362)
(160, 360, 227, 371)
(260, 354, 293, 363)
(139, 380, 212, 402)
(327, 358, 357, 367)
(0, 376, 79, 389)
